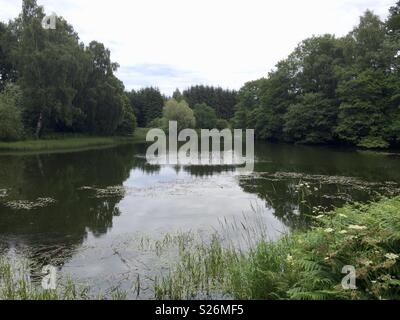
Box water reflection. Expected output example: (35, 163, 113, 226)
(0, 146, 141, 266)
(0, 142, 400, 285)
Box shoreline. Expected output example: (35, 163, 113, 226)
(1, 196, 399, 300)
(0, 128, 150, 153)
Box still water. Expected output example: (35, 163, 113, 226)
(1, 142, 400, 297)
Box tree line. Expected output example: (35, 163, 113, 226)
(2, 1, 400, 149)
(233, 3, 400, 149)
(126, 86, 238, 129)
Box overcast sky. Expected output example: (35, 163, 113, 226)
(0, 0, 395, 95)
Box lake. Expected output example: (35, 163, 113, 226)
(1, 142, 400, 298)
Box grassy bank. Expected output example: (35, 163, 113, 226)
(0, 128, 150, 152)
(155, 197, 400, 300)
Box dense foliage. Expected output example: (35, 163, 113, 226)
(2, 1, 400, 148)
(0, 0, 136, 139)
(193, 103, 217, 129)
(148, 99, 231, 131)
(163, 99, 196, 131)
(155, 197, 400, 300)
(183, 85, 238, 120)
(0, 84, 24, 141)
(127, 87, 164, 128)
(233, 4, 400, 148)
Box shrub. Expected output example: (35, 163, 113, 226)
(163, 99, 196, 131)
(148, 117, 166, 129)
(216, 119, 230, 130)
(155, 197, 400, 300)
(116, 98, 137, 135)
(116, 111, 137, 135)
(357, 136, 390, 149)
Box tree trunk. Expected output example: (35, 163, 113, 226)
(35, 112, 43, 139)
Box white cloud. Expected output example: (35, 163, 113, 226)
(0, 0, 395, 95)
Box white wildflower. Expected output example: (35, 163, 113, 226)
(385, 253, 399, 261)
(362, 260, 373, 266)
(348, 225, 367, 231)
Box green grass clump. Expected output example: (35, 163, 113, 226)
(155, 197, 400, 300)
(0, 257, 137, 300)
(0, 257, 91, 300)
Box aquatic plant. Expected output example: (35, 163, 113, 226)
(0, 189, 7, 199)
(5, 198, 56, 210)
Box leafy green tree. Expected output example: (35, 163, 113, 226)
(81, 41, 125, 134)
(245, 60, 298, 141)
(387, 1, 400, 34)
(276, 35, 344, 144)
(15, 1, 90, 135)
(233, 10, 399, 149)
(4, 1, 127, 137)
(16, 0, 49, 136)
(172, 88, 183, 102)
(193, 103, 217, 129)
(128, 87, 163, 127)
(284, 93, 337, 144)
(116, 94, 137, 135)
(385, 2, 400, 75)
(233, 80, 265, 129)
(183, 85, 238, 119)
(0, 84, 24, 141)
(348, 10, 387, 70)
(336, 69, 392, 148)
(163, 99, 195, 131)
(148, 117, 165, 129)
(294, 35, 344, 98)
(0, 22, 17, 92)
(335, 12, 393, 148)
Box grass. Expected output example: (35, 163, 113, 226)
(154, 197, 400, 300)
(0, 256, 136, 300)
(0, 128, 150, 152)
(0, 257, 91, 300)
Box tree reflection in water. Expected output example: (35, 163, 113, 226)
(1, 142, 400, 280)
